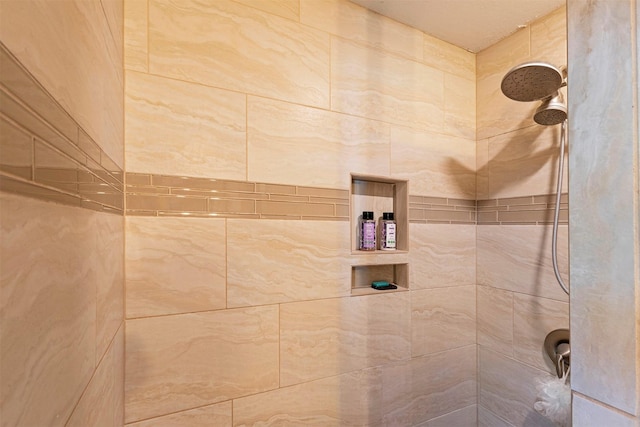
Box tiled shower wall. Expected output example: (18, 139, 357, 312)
(476, 7, 570, 427)
(0, 1, 125, 426)
(123, 0, 478, 425)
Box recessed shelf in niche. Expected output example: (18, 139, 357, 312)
(351, 263, 409, 296)
(350, 174, 408, 253)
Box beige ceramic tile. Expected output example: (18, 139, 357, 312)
(479, 348, 557, 427)
(444, 73, 476, 140)
(530, 6, 567, 69)
(391, 127, 476, 198)
(331, 37, 443, 131)
(127, 401, 232, 427)
(148, 0, 330, 108)
(0, 193, 97, 427)
(477, 225, 569, 301)
(280, 293, 410, 386)
(423, 34, 476, 81)
(125, 306, 279, 423)
(227, 219, 351, 307)
(100, 0, 124, 62)
(301, 0, 423, 61)
(233, 366, 384, 426)
(247, 96, 389, 189)
(476, 138, 490, 199)
(95, 211, 124, 359)
(126, 216, 226, 318)
(487, 124, 568, 199)
(0, 0, 124, 167)
(409, 224, 475, 289)
(477, 285, 514, 356)
(476, 27, 530, 82)
(124, 0, 148, 72)
(0, 116, 33, 180)
(125, 71, 246, 179)
(411, 286, 476, 357)
(417, 405, 477, 427)
(478, 406, 514, 427)
(234, 0, 299, 20)
(513, 293, 569, 372)
(67, 326, 124, 427)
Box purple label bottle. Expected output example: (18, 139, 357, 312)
(360, 211, 376, 251)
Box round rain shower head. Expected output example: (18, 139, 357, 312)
(501, 62, 565, 102)
(534, 91, 567, 126)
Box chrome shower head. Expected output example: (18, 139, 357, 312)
(534, 91, 567, 126)
(501, 61, 565, 102)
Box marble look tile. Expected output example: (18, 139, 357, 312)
(67, 326, 124, 427)
(280, 292, 410, 386)
(487, 124, 568, 199)
(0, 0, 124, 167)
(479, 348, 556, 427)
(247, 96, 390, 189)
(530, 6, 567, 70)
(423, 34, 476, 81)
(148, 0, 330, 108)
(234, 0, 299, 20)
(476, 138, 490, 200)
(126, 401, 232, 427)
(100, 0, 124, 63)
(477, 285, 514, 356)
(572, 394, 637, 427)
(513, 293, 569, 372)
(409, 224, 476, 290)
(233, 367, 384, 426)
(568, 0, 639, 415)
(390, 126, 476, 198)
(96, 211, 124, 359)
(227, 219, 351, 307)
(125, 71, 246, 179)
(126, 216, 226, 318)
(125, 0, 148, 72)
(444, 73, 476, 140)
(416, 404, 477, 427)
(477, 27, 530, 81)
(1, 193, 96, 426)
(477, 225, 569, 302)
(331, 37, 443, 131)
(411, 286, 476, 357)
(124, 306, 279, 423)
(301, 0, 423, 61)
(478, 405, 514, 427)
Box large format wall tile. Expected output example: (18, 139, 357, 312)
(148, 0, 330, 108)
(1, 193, 97, 426)
(423, 34, 476, 81)
(126, 401, 232, 427)
(126, 216, 226, 318)
(416, 405, 477, 427)
(124, 0, 148, 72)
(0, 0, 124, 167)
(125, 306, 279, 423)
(411, 286, 476, 357)
(227, 220, 351, 307)
(247, 96, 390, 189)
(125, 71, 246, 179)
(300, 0, 423, 61)
(477, 225, 569, 302)
(444, 73, 476, 140)
(390, 126, 476, 198)
(234, 0, 299, 21)
(280, 292, 411, 386)
(477, 285, 514, 356)
(233, 367, 384, 426)
(331, 37, 444, 131)
(479, 348, 556, 427)
(530, 7, 567, 69)
(410, 224, 476, 289)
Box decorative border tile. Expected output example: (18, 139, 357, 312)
(0, 43, 124, 214)
(409, 195, 477, 224)
(477, 194, 568, 225)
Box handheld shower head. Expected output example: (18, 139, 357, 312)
(534, 91, 567, 126)
(501, 62, 565, 102)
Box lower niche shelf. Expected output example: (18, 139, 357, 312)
(351, 263, 408, 296)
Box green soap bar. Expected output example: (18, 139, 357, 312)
(371, 280, 390, 289)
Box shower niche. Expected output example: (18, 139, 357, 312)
(350, 174, 409, 295)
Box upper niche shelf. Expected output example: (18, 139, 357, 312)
(350, 174, 408, 254)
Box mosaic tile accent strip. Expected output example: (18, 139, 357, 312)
(409, 195, 477, 224)
(477, 194, 568, 225)
(0, 43, 123, 214)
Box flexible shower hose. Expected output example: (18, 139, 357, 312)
(552, 120, 570, 295)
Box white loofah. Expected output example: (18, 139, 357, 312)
(534, 371, 571, 427)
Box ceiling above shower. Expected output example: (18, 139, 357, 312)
(349, 0, 565, 53)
